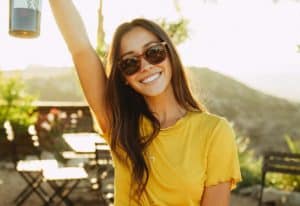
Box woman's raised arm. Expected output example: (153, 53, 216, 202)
(49, 0, 109, 132)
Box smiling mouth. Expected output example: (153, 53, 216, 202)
(140, 72, 161, 84)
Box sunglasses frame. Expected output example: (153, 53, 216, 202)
(118, 41, 168, 76)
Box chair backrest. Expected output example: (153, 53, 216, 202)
(93, 143, 114, 202)
(95, 142, 112, 165)
(263, 151, 300, 175)
(7, 124, 42, 167)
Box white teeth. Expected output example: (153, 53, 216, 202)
(141, 73, 160, 84)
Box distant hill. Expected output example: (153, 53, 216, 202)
(188, 67, 300, 154)
(236, 72, 300, 103)
(3, 65, 84, 101)
(2, 65, 71, 79)
(2, 65, 300, 154)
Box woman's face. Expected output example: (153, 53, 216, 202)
(119, 27, 173, 98)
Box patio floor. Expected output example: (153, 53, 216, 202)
(0, 164, 257, 206)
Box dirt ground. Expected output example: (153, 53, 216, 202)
(0, 165, 257, 206)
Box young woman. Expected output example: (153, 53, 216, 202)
(49, 1, 242, 205)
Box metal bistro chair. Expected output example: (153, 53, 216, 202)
(258, 151, 300, 206)
(90, 142, 114, 205)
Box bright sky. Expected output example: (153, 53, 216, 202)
(1, 0, 300, 80)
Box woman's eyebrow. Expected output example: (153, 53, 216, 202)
(143, 40, 158, 48)
(120, 40, 159, 58)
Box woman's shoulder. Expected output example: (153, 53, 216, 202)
(187, 111, 234, 140)
(188, 110, 228, 126)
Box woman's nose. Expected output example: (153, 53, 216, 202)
(139, 57, 153, 72)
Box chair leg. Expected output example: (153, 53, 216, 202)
(58, 180, 81, 206)
(14, 177, 35, 203)
(14, 172, 38, 203)
(45, 181, 69, 206)
(45, 180, 80, 206)
(15, 172, 48, 206)
(258, 172, 266, 206)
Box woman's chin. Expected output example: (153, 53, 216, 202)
(139, 84, 172, 98)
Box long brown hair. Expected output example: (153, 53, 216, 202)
(105, 18, 205, 202)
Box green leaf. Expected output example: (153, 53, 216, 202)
(284, 135, 300, 153)
(157, 18, 190, 45)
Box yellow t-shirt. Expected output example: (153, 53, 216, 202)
(104, 111, 242, 206)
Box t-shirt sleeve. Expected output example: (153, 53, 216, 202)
(204, 118, 242, 190)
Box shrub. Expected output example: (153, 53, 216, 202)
(236, 135, 262, 190)
(0, 74, 37, 140)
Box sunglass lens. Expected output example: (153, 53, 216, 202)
(119, 42, 167, 76)
(120, 57, 140, 75)
(145, 44, 166, 64)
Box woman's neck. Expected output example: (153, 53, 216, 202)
(144, 87, 186, 129)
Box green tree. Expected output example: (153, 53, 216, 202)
(95, 0, 190, 61)
(96, 0, 107, 62)
(157, 18, 189, 45)
(158, 0, 190, 45)
(0, 74, 37, 139)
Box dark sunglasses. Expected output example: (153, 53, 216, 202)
(118, 41, 168, 76)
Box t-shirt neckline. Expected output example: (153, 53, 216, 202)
(159, 111, 191, 131)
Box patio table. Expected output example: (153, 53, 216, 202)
(62, 132, 107, 154)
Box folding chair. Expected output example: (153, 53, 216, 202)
(8, 123, 89, 206)
(14, 159, 58, 205)
(7, 123, 57, 206)
(90, 142, 114, 205)
(31, 166, 89, 206)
